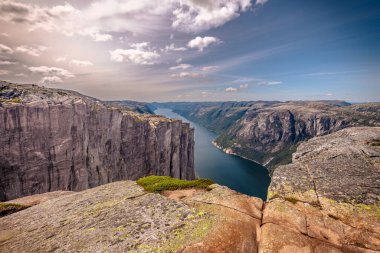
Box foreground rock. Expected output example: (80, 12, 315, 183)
(0, 181, 263, 253)
(266, 127, 380, 253)
(0, 82, 195, 201)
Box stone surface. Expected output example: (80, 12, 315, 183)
(5, 191, 74, 206)
(270, 127, 380, 206)
(265, 127, 380, 253)
(0, 181, 262, 253)
(0, 82, 195, 201)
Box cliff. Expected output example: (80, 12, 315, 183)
(2, 127, 379, 253)
(266, 127, 380, 252)
(0, 81, 195, 201)
(155, 101, 380, 172)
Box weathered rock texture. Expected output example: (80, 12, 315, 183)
(265, 127, 380, 253)
(155, 101, 380, 172)
(0, 82, 195, 201)
(0, 181, 263, 253)
(1, 127, 379, 253)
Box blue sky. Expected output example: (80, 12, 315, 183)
(0, 0, 379, 102)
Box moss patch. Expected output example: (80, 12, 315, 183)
(137, 176, 214, 193)
(0, 97, 22, 103)
(0, 202, 31, 217)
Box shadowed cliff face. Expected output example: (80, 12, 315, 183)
(155, 101, 380, 173)
(0, 82, 194, 201)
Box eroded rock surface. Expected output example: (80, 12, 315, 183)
(0, 82, 195, 201)
(0, 181, 262, 253)
(265, 127, 380, 253)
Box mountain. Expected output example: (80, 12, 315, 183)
(1, 127, 379, 252)
(154, 101, 380, 173)
(0, 81, 195, 201)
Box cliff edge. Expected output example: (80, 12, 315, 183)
(0, 81, 195, 201)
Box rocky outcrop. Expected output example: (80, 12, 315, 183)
(0, 181, 263, 253)
(155, 101, 380, 172)
(0, 82, 195, 201)
(265, 127, 380, 253)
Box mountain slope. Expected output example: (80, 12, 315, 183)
(155, 101, 380, 173)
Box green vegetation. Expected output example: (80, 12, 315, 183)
(137, 175, 214, 192)
(0, 97, 22, 103)
(0, 202, 31, 217)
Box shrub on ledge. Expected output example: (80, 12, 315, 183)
(137, 175, 214, 192)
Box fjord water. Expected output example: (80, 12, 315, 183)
(155, 108, 271, 200)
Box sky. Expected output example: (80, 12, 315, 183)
(0, 0, 379, 102)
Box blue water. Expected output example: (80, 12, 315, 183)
(155, 108, 271, 200)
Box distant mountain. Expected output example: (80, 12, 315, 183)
(154, 100, 380, 173)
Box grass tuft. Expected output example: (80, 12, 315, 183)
(0, 202, 31, 217)
(0, 97, 22, 103)
(137, 176, 214, 193)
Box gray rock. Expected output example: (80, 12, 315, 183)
(0, 82, 195, 201)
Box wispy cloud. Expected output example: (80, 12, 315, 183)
(0, 43, 13, 54)
(16, 45, 47, 57)
(299, 70, 368, 77)
(70, 60, 93, 67)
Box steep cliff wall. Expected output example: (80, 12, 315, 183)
(156, 101, 380, 172)
(0, 82, 194, 201)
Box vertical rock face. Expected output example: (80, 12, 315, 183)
(0, 82, 195, 201)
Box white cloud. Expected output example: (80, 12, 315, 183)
(0, 44, 13, 54)
(169, 64, 192, 70)
(240, 83, 249, 89)
(165, 43, 187, 52)
(130, 42, 150, 50)
(1, 33, 9, 37)
(0, 1, 79, 34)
(326, 93, 333, 96)
(171, 72, 201, 78)
(0, 0, 251, 47)
(225, 87, 238, 92)
(55, 57, 67, 62)
(28, 66, 74, 78)
(266, 81, 282, 85)
(188, 36, 221, 51)
(255, 0, 269, 5)
(172, 0, 252, 32)
(0, 1, 112, 42)
(201, 65, 218, 71)
(70, 60, 93, 67)
(201, 91, 211, 98)
(15, 45, 47, 57)
(40, 76, 64, 84)
(110, 46, 160, 65)
(0, 60, 17, 65)
(0, 70, 10, 75)
(176, 58, 183, 63)
(79, 28, 113, 42)
(15, 73, 26, 77)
